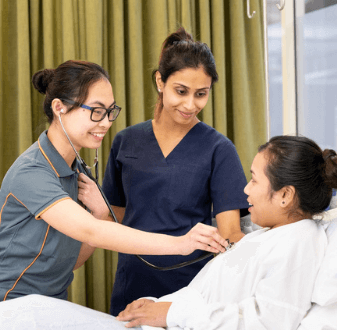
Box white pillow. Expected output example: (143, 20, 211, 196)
(311, 211, 337, 306)
(298, 193, 337, 330)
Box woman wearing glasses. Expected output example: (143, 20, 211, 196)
(0, 60, 227, 302)
(81, 28, 249, 316)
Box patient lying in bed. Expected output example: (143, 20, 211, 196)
(118, 220, 326, 330)
(117, 136, 337, 330)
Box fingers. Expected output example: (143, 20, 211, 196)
(119, 299, 148, 317)
(77, 173, 109, 219)
(117, 301, 169, 328)
(124, 318, 146, 328)
(194, 235, 227, 254)
(116, 299, 151, 326)
(78, 173, 96, 183)
(189, 223, 228, 254)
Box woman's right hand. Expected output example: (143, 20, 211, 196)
(77, 173, 109, 219)
(179, 223, 228, 255)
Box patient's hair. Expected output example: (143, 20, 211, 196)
(153, 27, 218, 118)
(259, 135, 337, 217)
(32, 60, 110, 123)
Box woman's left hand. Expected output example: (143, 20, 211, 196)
(77, 173, 109, 219)
(116, 299, 171, 328)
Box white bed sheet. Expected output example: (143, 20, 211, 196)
(0, 294, 142, 330)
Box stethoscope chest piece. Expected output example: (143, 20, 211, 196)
(224, 239, 235, 251)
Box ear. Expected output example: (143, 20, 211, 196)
(51, 98, 66, 117)
(155, 71, 164, 92)
(279, 185, 296, 208)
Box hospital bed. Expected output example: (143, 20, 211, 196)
(1, 209, 336, 330)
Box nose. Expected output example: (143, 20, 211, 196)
(99, 113, 112, 128)
(183, 95, 196, 111)
(243, 181, 250, 195)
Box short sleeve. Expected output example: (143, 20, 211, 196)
(10, 163, 70, 218)
(102, 134, 126, 207)
(211, 140, 248, 216)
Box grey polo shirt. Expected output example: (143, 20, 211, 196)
(0, 131, 83, 301)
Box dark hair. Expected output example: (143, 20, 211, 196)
(258, 135, 337, 217)
(32, 60, 110, 123)
(153, 27, 218, 117)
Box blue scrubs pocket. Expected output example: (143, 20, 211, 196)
(168, 164, 210, 208)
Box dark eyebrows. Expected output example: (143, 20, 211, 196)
(173, 83, 210, 91)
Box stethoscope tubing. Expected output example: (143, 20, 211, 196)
(83, 164, 214, 270)
(59, 113, 214, 270)
(82, 163, 214, 270)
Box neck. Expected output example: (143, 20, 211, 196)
(271, 212, 309, 230)
(153, 111, 199, 137)
(47, 122, 78, 168)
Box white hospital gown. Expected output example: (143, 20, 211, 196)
(157, 220, 326, 330)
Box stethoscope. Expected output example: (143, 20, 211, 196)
(59, 112, 233, 270)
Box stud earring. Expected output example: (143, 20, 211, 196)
(282, 201, 285, 205)
(158, 89, 161, 93)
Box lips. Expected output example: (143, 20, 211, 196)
(178, 110, 194, 119)
(91, 132, 105, 138)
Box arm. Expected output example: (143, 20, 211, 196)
(41, 198, 227, 255)
(216, 210, 245, 242)
(73, 243, 95, 270)
(111, 205, 125, 224)
(211, 140, 249, 239)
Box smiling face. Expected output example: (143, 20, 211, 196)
(244, 151, 289, 229)
(156, 66, 212, 127)
(60, 78, 114, 151)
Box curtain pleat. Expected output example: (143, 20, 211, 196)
(0, 0, 266, 314)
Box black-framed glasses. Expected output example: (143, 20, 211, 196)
(62, 99, 121, 122)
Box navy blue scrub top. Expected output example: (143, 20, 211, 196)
(102, 120, 248, 315)
(0, 131, 83, 301)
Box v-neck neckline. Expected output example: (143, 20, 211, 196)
(149, 120, 201, 160)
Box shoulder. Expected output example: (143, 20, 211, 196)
(195, 122, 238, 157)
(261, 220, 327, 258)
(286, 220, 325, 240)
(111, 120, 152, 148)
(4, 141, 53, 179)
(115, 120, 151, 139)
(197, 122, 233, 146)
(269, 220, 325, 240)
(1, 141, 59, 198)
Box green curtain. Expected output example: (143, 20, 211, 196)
(0, 0, 266, 313)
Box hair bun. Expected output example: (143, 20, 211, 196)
(323, 149, 337, 189)
(32, 69, 55, 95)
(163, 27, 193, 49)
(323, 149, 337, 161)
